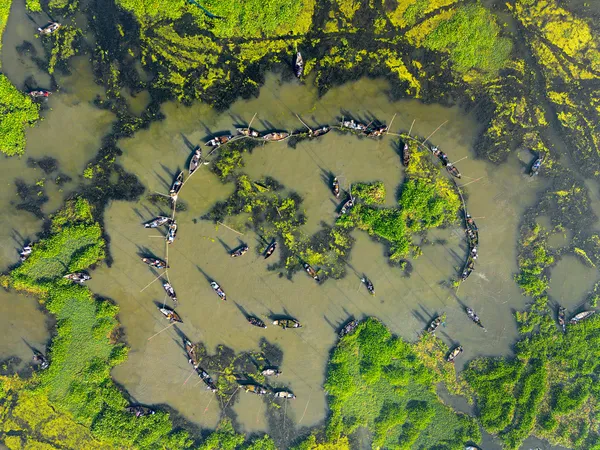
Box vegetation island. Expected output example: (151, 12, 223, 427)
(1, 0, 600, 449)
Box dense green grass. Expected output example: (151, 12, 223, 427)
(323, 318, 480, 448)
(0, 75, 40, 156)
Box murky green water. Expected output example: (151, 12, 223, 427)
(0, 13, 582, 446)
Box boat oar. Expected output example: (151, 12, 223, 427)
(247, 112, 258, 134)
(147, 322, 176, 341)
(422, 120, 448, 145)
(458, 176, 485, 188)
(139, 271, 166, 292)
(216, 221, 244, 235)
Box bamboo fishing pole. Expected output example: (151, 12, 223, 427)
(147, 322, 176, 341)
(183, 368, 196, 386)
(422, 120, 448, 144)
(140, 271, 166, 292)
(295, 113, 313, 133)
(203, 396, 214, 414)
(247, 112, 257, 134)
(298, 391, 312, 424)
(408, 119, 415, 137)
(458, 176, 485, 188)
(386, 113, 397, 135)
(216, 221, 244, 235)
(450, 156, 468, 165)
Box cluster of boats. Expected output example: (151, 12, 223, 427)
(431, 146, 461, 179)
(461, 214, 479, 282)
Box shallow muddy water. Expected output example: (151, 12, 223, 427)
(81, 74, 553, 439)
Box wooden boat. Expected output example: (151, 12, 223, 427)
(163, 282, 177, 303)
(465, 446, 480, 450)
(197, 368, 217, 392)
(461, 259, 475, 281)
(431, 146, 450, 166)
(126, 406, 155, 417)
(32, 351, 49, 369)
(530, 157, 543, 176)
(205, 135, 233, 147)
(248, 316, 267, 328)
(427, 315, 443, 334)
(166, 221, 177, 244)
(294, 52, 304, 78)
(332, 177, 340, 198)
(338, 319, 359, 338)
(446, 164, 461, 179)
(466, 307, 485, 330)
(340, 197, 354, 215)
(361, 277, 375, 295)
(29, 90, 51, 98)
(273, 318, 301, 329)
(231, 245, 249, 258)
(402, 143, 410, 167)
(142, 257, 168, 269)
(63, 272, 91, 283)
(569, 310, 595, 324)
(341, 119, 367, 131)
(264, 241, 276, 259)
(274, 390, 296, 399)
(558, 306, 566, 332)
(185, 339, 198, 366)
(311, 126, 330, 138)
(169, 171, 184, 198)
(236, 127, 260, 138)
(144, 216, 170, 228)
(38, 22, 60, 35)
(210, 281, 226, 301)
(188, 147, 203, 175)
(366, 125, 388, 137)
(20, 245, 32, 261)
(447, 346, 463, 363)
(303, 263, 320, 282)
(244, 384, 268, 395)
(159, 307, 182, 323)
(261, 367, 281, 377)
(262, 132, 289, 142)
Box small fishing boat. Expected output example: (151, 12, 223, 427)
(465, 446, 481, 450)
(248, 316, 267, 328)
(274, 390, 296, 399)
(311, 126, 330, 138)
(427, 315, 444, 334)
(244, 384, 268, 395)
(431, 146, 450, 166)
(447, 346, 463, 363)
(205, 135, 233, 147)
(142, 257, 168, 269)
(332, 177, 340, 198)
(466, 307, 485, 330)
(210, 281, 227, 301)
(338, 319, 359, 338)
(197, 368, 217, 392)
(38, 22, 61, 35)
(558, 306, 566, 332)
(303, 263, 320, 282)
(461, 259, 475, 281)
(402, 142, 410, 167)
(19, 245, 32, 261)
(262, 132, 289, 142)
(530, 157, 543, 176)
(361, 277, 375, 295)
(231, 245, 249, 258)
(29, 90, 51, 98)
(340, 197, 354, 215)
(166, 221, 177, 244)
(63, 272, 91, 283)
(126, 406, 155, 418)
(32, 351, 49, 370)
(341, 119, 367, 131)
(163, 282, 177, 303)
(273, 318, 301, 329)
(264, 241, 277, 259)
(366, 125, 388, 137)
(236, 127, 260, 138)
(569, 310, 595, 324)
(294, 52, 304, 78)
(185, 339, 198, 366)
(159, 307, 182, 323)
(188, 147, 203, 175)
(144, 216, 170, 228)
(446, 163, 461, 179)
(169, 171, 184, 198)
(261, 367, 281, 377)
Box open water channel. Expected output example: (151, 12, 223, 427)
(0, 6, 594, 446)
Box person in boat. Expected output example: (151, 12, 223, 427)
(274, 390, 296, 399)
(304, 263, 320, 281)
(264, 241, 276, 259)
(339, 319, 359, 338)
(231, 245, 249, 257)
(166, 222, 177, 244)
(33, 352, 49, 369)
(20, 245, 32, 261)
(273, 319, 301, 329)
(163, 282, 177, 303)
(470, 246, 478, 260)
(29, 90, 51, 98)
(38, 22, 60, 35)
(170, 181, 182, 198)
(261, 367, 281, 377)
(361, 277, 375, 295)
(248, 316, 267, 328)
(311, 126, 330, 137)
(210, 281, 227, 301)
(340, 197, 354, 215)
(332, 177, 340, 198)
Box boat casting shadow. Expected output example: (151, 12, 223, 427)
(195, 265, 215, 284)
